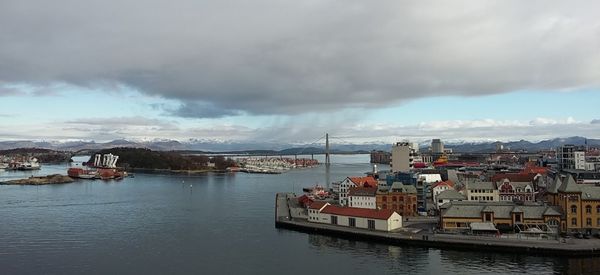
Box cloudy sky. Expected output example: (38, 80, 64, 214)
(1, 0, 599, 145)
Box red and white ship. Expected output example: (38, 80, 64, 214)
(68, 153, 127, 180)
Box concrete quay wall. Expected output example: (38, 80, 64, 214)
(275, 193, 600, 257)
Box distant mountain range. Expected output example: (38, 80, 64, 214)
(0, 136, 597, 154)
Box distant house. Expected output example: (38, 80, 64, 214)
(348, 187, 378, 209)
(308, 202, 402, 231)
(431, 180, 455, 205)
(496, 179, 535, 202)
(338, 176, 378, 206)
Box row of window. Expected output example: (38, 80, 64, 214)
(470, 196, 494, 201)
(381, 196, 413, 202)
(351, 202, 375, 207)
(380, 204, 414, 211)
(471, 190, 493, 193)
(500, 195, 532, 201)
(570, 205, 600, 214)
(571, 218, 600, 226)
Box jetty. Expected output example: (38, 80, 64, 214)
(275, 193, 600, 256)
(1, 174, 74, 185)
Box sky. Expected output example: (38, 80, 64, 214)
(1, 0, 599, 145)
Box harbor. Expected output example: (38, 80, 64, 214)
(1, 154, 597, 274)
(275, 192, 600, 256)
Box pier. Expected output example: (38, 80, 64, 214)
(275, 193, 600, 256)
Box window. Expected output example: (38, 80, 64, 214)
(586, 205, 592, 214)
(572, 218, 577, 226)
(597, 206, 600, 213)
(382, 197, 387, 202)
(515, 213, 522, 223)
(349, 218, 356, 227)
(587, 218, 592, 226)
(597, 218, 600, 226)
(331, 215, 338, 225)
(547, 219, 559, 226)
(571, 205, 577, 214)
(382, 204, 387, 209)
(392, 196, 397, 202)
(484, 213, 492, 222)
(368, 220, 375, 230)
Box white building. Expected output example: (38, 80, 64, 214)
(338, 176, 378, 206)
(466, 182, 499, 202)
(391, 142, 418, 173)
(348, 187, 377, 209)
(418, 173, 442, 184)
(574, 151, 586, 170)
(308, 202, 403, 232)
(431, 180, 455, 205)
(557, 145, 586, 170)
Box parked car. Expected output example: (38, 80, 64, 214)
(594, 233, 600, 239)
(574, 232, 584, 239)
(583, 234, 591, 239)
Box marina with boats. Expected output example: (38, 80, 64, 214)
(228, 156, 319, 174)
(0, 156, 41, 171)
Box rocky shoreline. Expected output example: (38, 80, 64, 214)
(0, 174, 75, 185)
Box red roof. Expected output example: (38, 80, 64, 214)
(491, 173, 536, 183)
(297, 195, 314, 207)
(308, 201, 329, 210)
(522, 164, 548, 175)
(348, 176, 378, 187)
(431, 180, 454, 189)
(348, 187, 378, 197)
(321, 205, 397, 220)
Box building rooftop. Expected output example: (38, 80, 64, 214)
(437, 189, 466, 200)
(441, 201, 563, 219)
(470, 222, 498, 231)
(348, 176, 378, 187)
(491, 173, 538, 183)
(383, 182, 417, 194)
(432, 180, 454, 189)
(308, 201, 329, 210)
(467, 181, 496, 190)
(348, 187, 378, 197)
(320, 205, 397, 220)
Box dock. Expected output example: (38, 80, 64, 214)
(275, 193, 600, 256)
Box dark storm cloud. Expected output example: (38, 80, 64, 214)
(1, 0, 599, 117)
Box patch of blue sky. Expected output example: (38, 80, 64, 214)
(364, 89, 600, 124)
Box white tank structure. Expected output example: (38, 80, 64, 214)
(93, 153, 119, 168)
(94, 154, 102, 167)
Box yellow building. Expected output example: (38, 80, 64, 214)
(439, 201, 562, 233)
(546, 174, 600, 234)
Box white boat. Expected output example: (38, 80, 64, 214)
(18, 158, 41, 170)
(78, 173, 97, 179)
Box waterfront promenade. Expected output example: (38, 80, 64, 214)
(275, 193, 600, 256)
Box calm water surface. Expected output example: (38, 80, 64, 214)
(1, 155, 599, 274)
